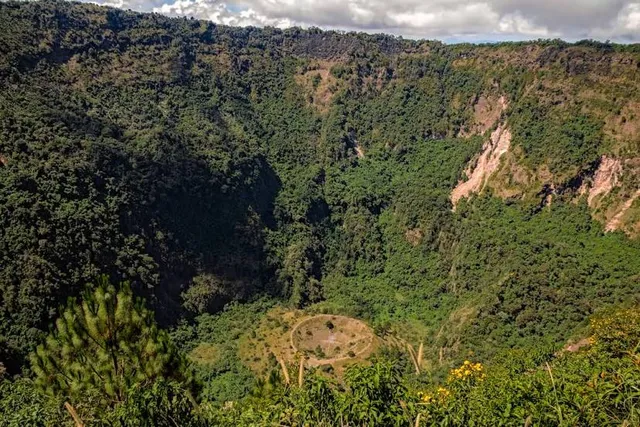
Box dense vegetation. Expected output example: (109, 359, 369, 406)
(210, 308, 640, 426)
(3, 299, 640, 425)
(0, 1, 639, 424)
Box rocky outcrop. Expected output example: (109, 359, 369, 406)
(451, 125, 512, 208)
(586, 156, 623, 207)
(578, 156, 640, 234)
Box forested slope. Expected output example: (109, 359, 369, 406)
(0, 2, 639, 424)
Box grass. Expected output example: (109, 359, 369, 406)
(188, 343, 218, 366)
(237, 308, 380, 380)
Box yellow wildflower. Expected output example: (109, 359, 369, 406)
(448, 360, 486, 382)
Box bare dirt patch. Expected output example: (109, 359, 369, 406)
(578, 156, 640, 235)
(588, 155, 623, 207)
(238, 308, 378, 378)
(564, 338, 591, 353)
(468, 95, 507, 136)
(290, 315, 374, 367)
(451, 124, 512, 208)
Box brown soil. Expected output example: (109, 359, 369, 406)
(472, 95, 507, 135)
(579, 156, 640, 235)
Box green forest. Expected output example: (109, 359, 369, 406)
(0, 1, 639, 425)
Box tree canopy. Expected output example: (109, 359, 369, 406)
(0, 1, 639, 425)
(30, 277, 192, 408)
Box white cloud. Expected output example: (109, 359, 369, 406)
(498, 12, 556, 38)
(153, 0, 294, 27)
(389, 3, 499, 35)
(614, 3, 640, 36)
(83, 0, 640, 42)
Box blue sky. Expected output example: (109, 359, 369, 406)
(86, 0, 640, 43)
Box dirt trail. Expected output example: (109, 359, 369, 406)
(451, 125, 511, 208)
(606, 189, 640, 232)
(289, 314, 374, 367)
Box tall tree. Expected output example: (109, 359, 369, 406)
(30, 276, 192, 407)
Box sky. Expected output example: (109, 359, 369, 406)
(85, 0, 640, 43)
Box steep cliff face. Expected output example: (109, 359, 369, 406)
(1, 1, 640, 373)
(580, 156, 640, 234)
(451, 124, 512, 208)
(586, 156, 623, 206)
(455, 148, 640, 236)
(448, 46, 640, 235)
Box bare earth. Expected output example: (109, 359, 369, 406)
(451, 124, 512, 208)
(587, 155, 622, 206)
(290, 314, 374, 367)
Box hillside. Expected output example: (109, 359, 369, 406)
(0, 1, 639, 425)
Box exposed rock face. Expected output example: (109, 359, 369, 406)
(452, 138, 639, 235)
(587, 156, 623, 207)
(451, 125, 512, 208)
(578, 156, 640, 234)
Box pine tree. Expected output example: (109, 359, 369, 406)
(30, 276, 191, 407)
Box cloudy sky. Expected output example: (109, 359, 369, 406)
(86, 0, 640, 43)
